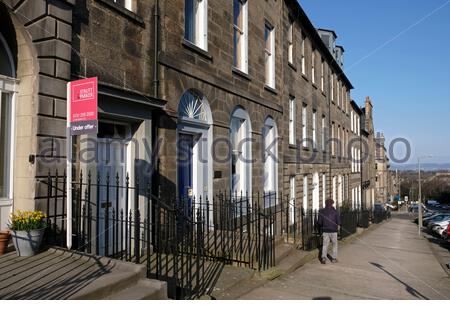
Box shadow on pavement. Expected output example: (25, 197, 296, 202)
(370, 262, 429, 300)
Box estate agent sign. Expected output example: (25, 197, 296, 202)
(68, 77, 98, 135)
(66, 77, 98, 249)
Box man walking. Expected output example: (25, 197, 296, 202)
(317, 198, 341, 264)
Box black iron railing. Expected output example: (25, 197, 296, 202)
(39, 172, 289, 299)
(372, 208, 391, 224)
(38, 171, 387, 298)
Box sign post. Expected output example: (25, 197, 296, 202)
(66, 77, 98, 249)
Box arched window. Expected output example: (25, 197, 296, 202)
(332, 176, 337, 204)
(263, 117, 278, 206)
(312, 172, 320, 212)
(0, 32, 15, 78)
(0, 31, 17, 216)
(230, 107, 252, 195)
(178, 89, 209, 122)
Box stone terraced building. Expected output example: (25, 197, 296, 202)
(0, 0, 390, 229)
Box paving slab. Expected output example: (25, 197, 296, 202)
(0, 247, 167, 300)
(240, 213, 450, 300)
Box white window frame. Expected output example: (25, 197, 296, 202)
(321, 115, 326, 152)
(303, 175, 308, 211)
(311, 49, 315, 84)
(264, 22, 276, 89)
(263, 117, 278, 201)
(346, 92, 350, 114)
(352, 147, 355, 172)
(332, 176, 337, 204)
(230, 107, 252, 195)
(322, 173, 326, 208)
(331, 122, 335, 156)
(288, 20, 294, 65)
(330, 72, 334, 101)
(185, 0, 208, 51)
(233, 0, 248, 73)
(343, 88, 347, 113)
(351, 110, 354, 132)
(320, 59, 324, 91)
(113, 0, 135, 12)
(289, 175, 295, 223)
(357, 116, 360, 136)
(0, 77, 18, 203)
(301, 32, 306, 75)
(289, 96, 296, 145)
(337, 80, 340, 108)
(302, 104, 307, 148)
(312, 172, 320, 212)
(312, 109, 317, 149)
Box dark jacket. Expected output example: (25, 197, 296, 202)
(318, 206, 341, 233)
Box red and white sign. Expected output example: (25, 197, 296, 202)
(68, 77, 98, 135)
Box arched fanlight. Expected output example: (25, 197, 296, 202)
(0, 32, 15, 78)
(178, 90, 208, 122)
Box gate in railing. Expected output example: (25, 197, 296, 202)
(39, 172, 281, 299)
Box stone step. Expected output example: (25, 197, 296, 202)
(105, 279, 168, 300)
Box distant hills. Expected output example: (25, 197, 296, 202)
(391, 163, 450, 172)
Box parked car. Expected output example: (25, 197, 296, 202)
(429, 219, 450, 234)
(443, 224, 450, 242)
(409, 204, 428, 213)
(423, 214, 450, 227)
(414, 212, 435, 224)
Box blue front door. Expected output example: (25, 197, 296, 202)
(177, 133, 193, 200)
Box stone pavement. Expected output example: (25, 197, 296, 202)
(0, 248, 167, 299)
(240, 213, 450, 300)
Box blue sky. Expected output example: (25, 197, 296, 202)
(300, 0, 450, 164)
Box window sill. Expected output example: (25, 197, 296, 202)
(312, 83, 318, 90)
(264, 85, 278, 95)
(288, 62, 297, 72)
(301, 74, 309, 82)
(302, 146, 310, 151)
(95, 0, 144, 27)
(289, 144, 298, 149)
(182, 39, 213, 61)
(321, 91, 326, 97)
(232, 67, 251, 81)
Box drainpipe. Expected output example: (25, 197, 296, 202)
(153, 0, 160, 98)
(151, 0, 160, 197)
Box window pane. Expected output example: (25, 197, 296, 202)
(264, 26, 270, 52)
(0, 92, 11, 198)
(233, 28, 239, 67)
(185, 0, 195, 42)
(0, 37, 14, 77)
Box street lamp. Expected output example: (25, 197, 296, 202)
(418, 155, 432, 236)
